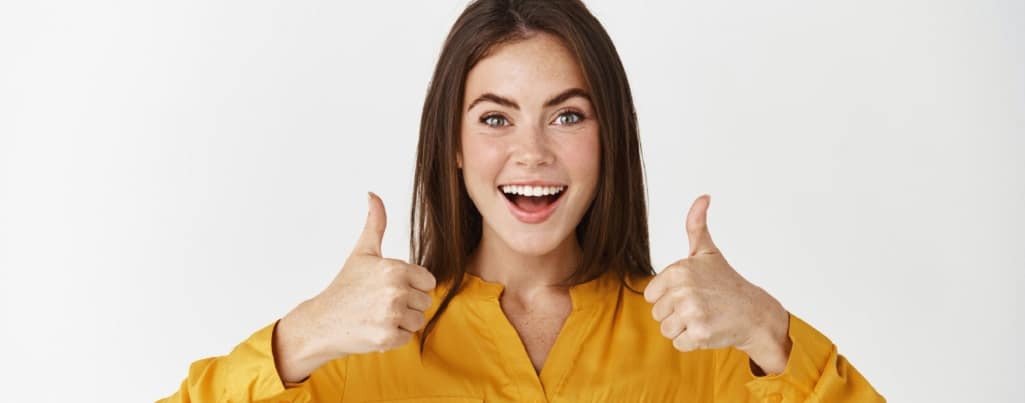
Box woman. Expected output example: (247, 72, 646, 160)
(161, 0, 883, 401)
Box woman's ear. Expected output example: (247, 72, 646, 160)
(456, 152, 463, 169)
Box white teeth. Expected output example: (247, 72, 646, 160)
(501, 185, 566, 197)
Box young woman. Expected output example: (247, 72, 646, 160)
(161, 1, 883, 401)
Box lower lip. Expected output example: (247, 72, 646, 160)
(502, 190, 565, 224)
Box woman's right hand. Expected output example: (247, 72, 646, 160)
(273, 192, 437, 383)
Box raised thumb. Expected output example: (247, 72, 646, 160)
(685, 194, 719, 256)
(355, 191, 387, 256)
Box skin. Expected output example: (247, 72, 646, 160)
(273, 192, 437, 383)
(458, 32, 602, 373)
(271, 32, 792, 384)
(458, 32, 792, 375)
(644, 195, 793, 375)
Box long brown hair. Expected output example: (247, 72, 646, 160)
(410, 0, 653, 353)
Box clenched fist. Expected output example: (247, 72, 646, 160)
(643, 194, 793, 375)
(273, 192, 437, 382)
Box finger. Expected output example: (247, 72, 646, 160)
(673, 325, 715, 352)
(672, 330, 699, 352)
(644, 264, 682, 303)
(406, 289, 433, 312)
(643, 271, 670, 304)
(406, 265, 438, 292)
(659, 313, 687, 340)
(650, 292, 677, 322)
(685, 194, 720, 256)
(355, 191, 387, 257)
(398, 308, 427, 332)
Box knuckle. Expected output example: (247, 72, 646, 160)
(680, 302, 704, 319)
(412, 266, 437, 288)
(411, 314, 426, 330)
(659, 319, 675, 338)
(691, 306, 708, 320)
(673, 300, 693, 318)
(672, 286, 692, 297)
(384, 286, 403, 301)
(690, 326, 711, 343)
(418, 294, 433, 310)
(652, 304, 667, 321)
(383, 311, 402, 327)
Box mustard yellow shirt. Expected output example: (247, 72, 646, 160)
(160, 271, 884, 402)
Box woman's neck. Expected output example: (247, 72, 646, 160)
(466, 225, 582, 299)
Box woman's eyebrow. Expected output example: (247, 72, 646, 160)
(543, 88, 591, 108)
(466, 88, 591, 111)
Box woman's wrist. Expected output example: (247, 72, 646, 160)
(741, 295, 792, 376)
(273, 299, 343, 384)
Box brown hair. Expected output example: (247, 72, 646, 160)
(410, 0, 653, 353)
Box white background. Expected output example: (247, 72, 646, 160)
(1, 1, 1022, 401)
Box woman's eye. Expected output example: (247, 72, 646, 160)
(554, 111, 584, 126)
(481, 114, 508, 128)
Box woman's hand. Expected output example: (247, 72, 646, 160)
(643, 194, 793, 375)
(274, 192, 437, 382)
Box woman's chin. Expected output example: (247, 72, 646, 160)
(499, 231, 569, 257)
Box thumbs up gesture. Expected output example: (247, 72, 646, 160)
(643, 195, 793, 375)
(317, 191, 438, 353)
(274, 192, 437, 381)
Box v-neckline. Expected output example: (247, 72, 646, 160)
(499, 293, 571, 375)
(461, 271, 618, 401)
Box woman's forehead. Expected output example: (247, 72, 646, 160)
(464, 33, 589, 109)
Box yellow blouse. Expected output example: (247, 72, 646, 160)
(159, 270, 884, 402)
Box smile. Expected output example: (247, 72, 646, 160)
(498, 184, 567, 224)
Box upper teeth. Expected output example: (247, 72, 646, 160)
(501, 185, 566, 197)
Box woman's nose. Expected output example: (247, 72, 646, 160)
(512, 125, 555, 168)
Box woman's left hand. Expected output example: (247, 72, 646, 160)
(644, 194, 793, 375)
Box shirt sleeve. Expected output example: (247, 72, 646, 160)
(713, 312, 885, 402)
(157, 319, 347, 403)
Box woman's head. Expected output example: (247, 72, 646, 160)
(459, 31, 600, 259)
(412, 0, 653, 349)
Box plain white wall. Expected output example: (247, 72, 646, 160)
(1, 0, 1022, 401)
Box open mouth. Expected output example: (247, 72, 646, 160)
(500, 184, 566, 211)
(498, 184, 567, 223)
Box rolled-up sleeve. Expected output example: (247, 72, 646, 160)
(158, 320, 347, 403)
(714, 313, 885, 402)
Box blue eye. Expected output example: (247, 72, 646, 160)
(480, 114, 508, 128)
(555, 111, 584, 125)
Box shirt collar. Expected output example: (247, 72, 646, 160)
(456, 269, 630, 312)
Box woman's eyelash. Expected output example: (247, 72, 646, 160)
(554, 111, 585, 125)
(480, 113, 508, 127)
(478, 111, 586, 128)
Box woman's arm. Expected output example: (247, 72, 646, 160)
(713, 313, 885, 402)
(159, 193, 435, 402)
(157, 319, 348, 403)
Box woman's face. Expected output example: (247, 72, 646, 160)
(459, 32, 600, 256)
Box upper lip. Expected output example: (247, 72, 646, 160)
(498, 180, 568, 187)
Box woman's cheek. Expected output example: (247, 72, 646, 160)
(462, 139, 504, 195)
(564, 130, 601, 190)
